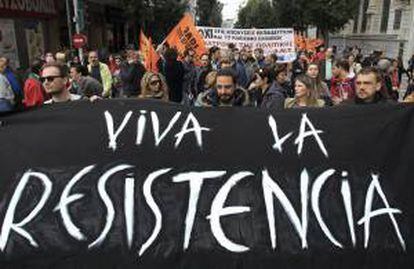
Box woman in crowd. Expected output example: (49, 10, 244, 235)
(285, 74, 325, 109)
(110, 55, 123, 97)
(306, 62, 332, 106)
(273, 64, 293, 97)
(139, 72, 169, 101)
(202, 71, 217, 92)
(348, 54, 362, 78)
(195, 71, 218, 107)
(391, 59, 400, 94)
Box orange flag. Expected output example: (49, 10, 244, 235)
(164, 13, 206, 61)
(140, 30, 160, 73)
(147, 37, 160, 73)
(140, 30, 150, 63)
(294, 34, 306, 50)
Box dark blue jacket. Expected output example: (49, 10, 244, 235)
(233, 62, 248, 89)
(5, 67, 22, 96)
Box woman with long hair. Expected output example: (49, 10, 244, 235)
(139, 72, 169, 101)
(285, 74, 325, 108)
(306, 62, 332, 105)
(194, 71, 218, 107)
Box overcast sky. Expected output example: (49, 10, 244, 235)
(220, 0, 247, 21)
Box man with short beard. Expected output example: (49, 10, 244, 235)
(87, 51, 113, 98)
(69, 64, 103, 98)
(195, 53, 212, 95)
(343, 67, 395, 105)
(196, 68, 250, 107)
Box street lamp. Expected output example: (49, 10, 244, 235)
(65, 0, 73, 49)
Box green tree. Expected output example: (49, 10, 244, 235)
(122, 0, 186, 43)
(237, 0, 359, 39)
(272, 0, 310, 32)
(235, 0, 278, 28)
(306, 0, 360, 38)
(197, 0, 223, 27)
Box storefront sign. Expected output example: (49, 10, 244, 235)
(0, 0, 57, 18)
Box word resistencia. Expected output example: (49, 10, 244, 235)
(0, 166, 405, 255)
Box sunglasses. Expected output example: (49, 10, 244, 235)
(150, 80, 161, 86)
(41, 76, 62, 83)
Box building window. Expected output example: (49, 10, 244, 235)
(361, 0, 370, 33)
(380, 0, 391, 33)
(394, 9, 402, 30)
(353, 15, 359, 33)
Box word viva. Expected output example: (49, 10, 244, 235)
(0, 166, 406, 255)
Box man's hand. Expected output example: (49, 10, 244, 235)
(332, 96, 343, 105)
(89, 95, 102, 103)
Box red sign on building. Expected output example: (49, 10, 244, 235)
(0, 0, 57, 19)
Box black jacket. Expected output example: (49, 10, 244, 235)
(165, 60, 185, 103)
(120, 62, 146, 97)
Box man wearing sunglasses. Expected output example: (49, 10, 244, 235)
(42, 63, 82, 104)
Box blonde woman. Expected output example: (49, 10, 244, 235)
(204, 70, 217, 90)
(139, 72, 169, 101)
(285, 75, 325, 108)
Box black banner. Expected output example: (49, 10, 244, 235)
(0, 100, 413, 268)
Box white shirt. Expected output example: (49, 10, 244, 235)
(44, 94, 81, 104)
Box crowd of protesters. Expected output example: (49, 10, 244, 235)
(1, 43, 414, 112)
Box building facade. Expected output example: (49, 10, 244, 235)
(0, 0, 61, 68)
(0, 0, 130, 69)
(330, 0, 414, 63)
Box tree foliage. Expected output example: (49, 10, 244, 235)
(235, 0, 278, 28)
(272, 0, 309, 31)
(305, 0, 360, 36)
(122, 0, 186, 43)
(197, 0, 223, 27)
(237, 0, 360, 38)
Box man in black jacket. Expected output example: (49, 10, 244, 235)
(120, 51, 146, 98)
(344, 67, 396, 105)
(196, 68, 250, 107)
